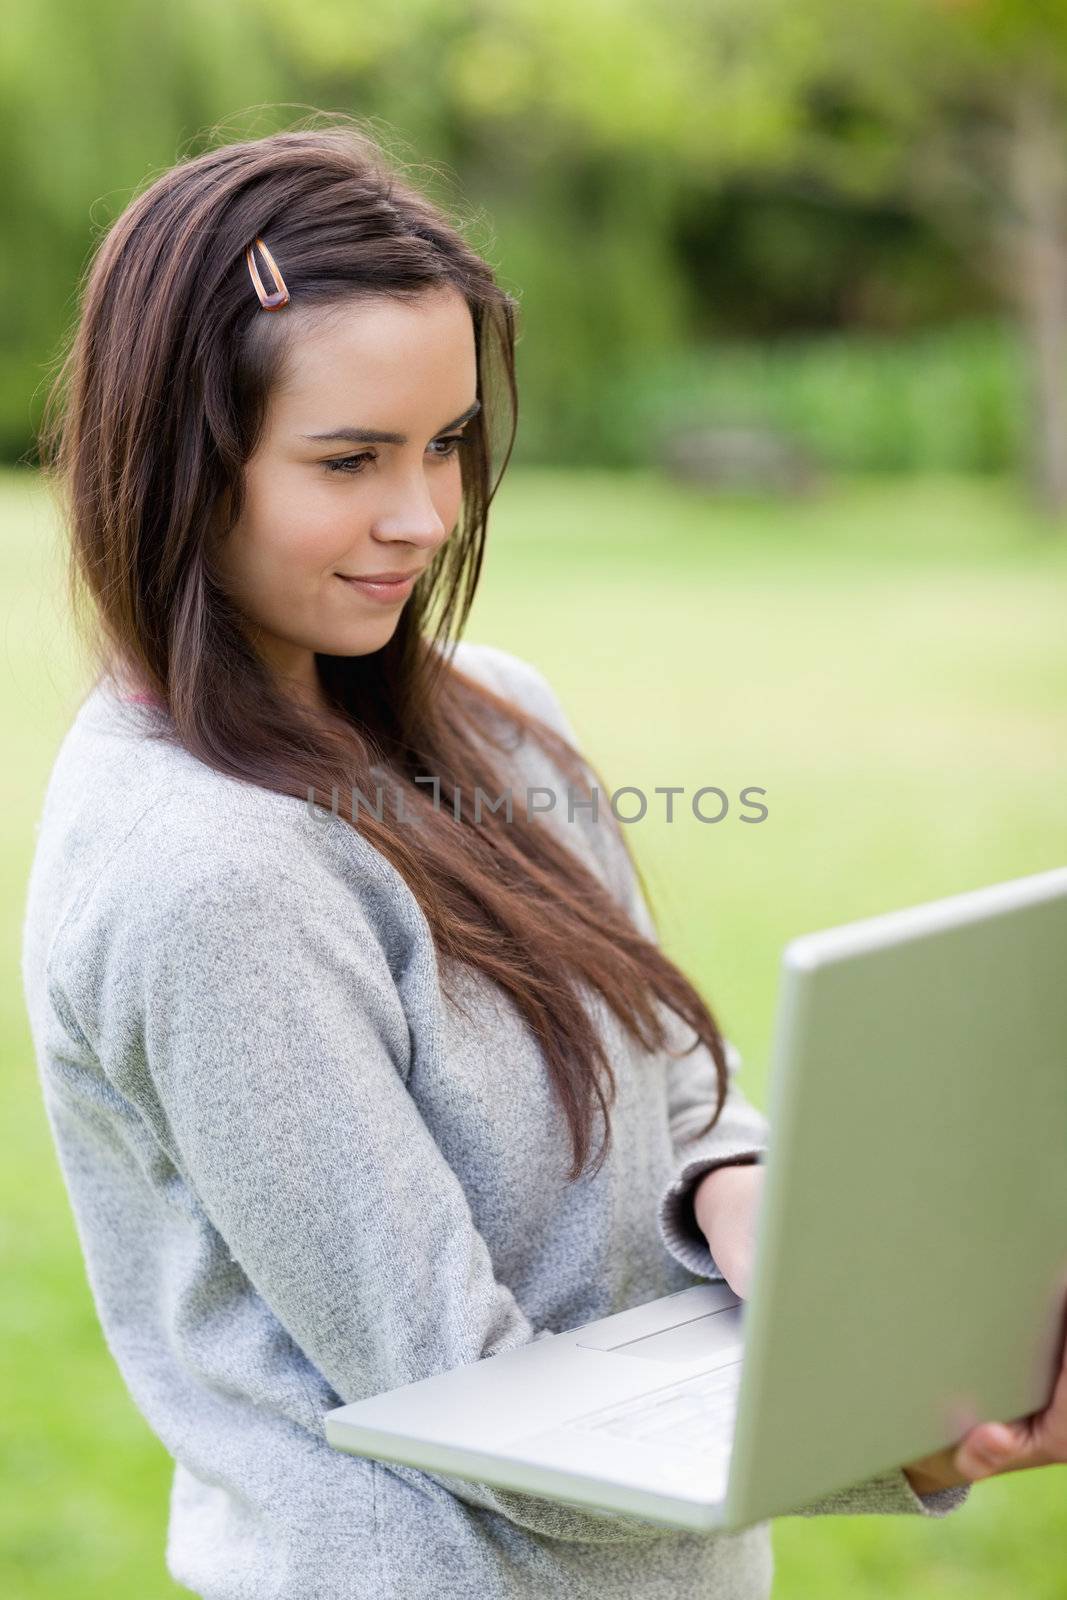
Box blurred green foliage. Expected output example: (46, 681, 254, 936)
(10, 0, 1067, 481)
(576, 317, 1023, 473)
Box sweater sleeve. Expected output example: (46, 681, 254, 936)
(783, 1468, 971, 1519)
(472, 646, 770, 1282)
(71, 843, 686, 1546)
(544, 745, 770, 1284)
(474, 648, 971, 1523)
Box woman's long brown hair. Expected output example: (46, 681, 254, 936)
(38, 112, 730, 1183)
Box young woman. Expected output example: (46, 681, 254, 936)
(21, 117, 1066, 1600)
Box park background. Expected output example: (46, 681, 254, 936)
(2, 0, 1065, 1594)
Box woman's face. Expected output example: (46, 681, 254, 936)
(213, 284, 478, 712)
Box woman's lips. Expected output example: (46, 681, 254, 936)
(336, 571, 421, 604)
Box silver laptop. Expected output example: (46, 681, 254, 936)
(325, 866, 1067, 1533)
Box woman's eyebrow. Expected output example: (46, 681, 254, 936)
(302, 399, 481, 446)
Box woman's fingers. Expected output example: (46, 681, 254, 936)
(953, 1419, 1033, 1479)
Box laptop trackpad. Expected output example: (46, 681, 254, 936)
(577, 1304, 744, 1363)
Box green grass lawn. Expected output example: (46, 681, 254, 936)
(3, 464, 1066, 1597)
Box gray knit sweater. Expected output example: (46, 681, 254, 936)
(21, 640, 968, 1600)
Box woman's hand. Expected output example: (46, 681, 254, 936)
(901, 1286, 1067, 1495)
(692, 1161, 764, 1301)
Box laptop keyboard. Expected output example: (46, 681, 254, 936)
(560, 1360, 743, 1453)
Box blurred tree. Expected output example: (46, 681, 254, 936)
(765, 0, 1067, 514)
(4, 0, 1064, 502)
(0, 0, 286, 458)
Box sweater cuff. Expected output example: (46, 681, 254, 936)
(657, 1147, 766, 1280)
(786, 1464, 972, 1519)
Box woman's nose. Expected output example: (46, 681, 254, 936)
(370, 478, 452, 552)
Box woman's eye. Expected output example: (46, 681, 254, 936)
(324, 452, 375, 475)
(323, 435, 469, 475)
(429, 434, 469, 460)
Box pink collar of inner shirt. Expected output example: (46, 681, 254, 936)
(119, 686, 166, 708)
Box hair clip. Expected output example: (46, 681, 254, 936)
(245, 235, 290, 310)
